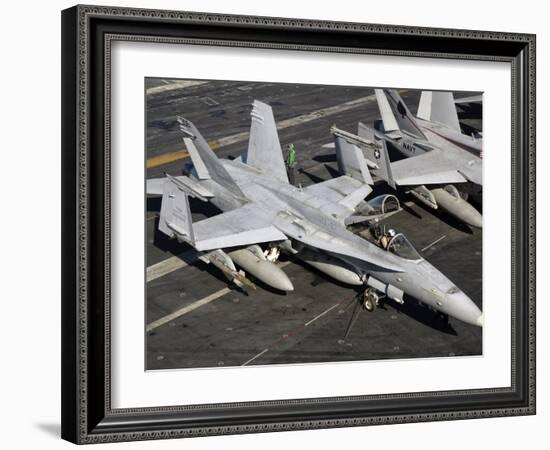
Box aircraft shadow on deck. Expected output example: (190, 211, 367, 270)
(400, 200, 423, 220)
(298, 167, 327, 185)
(384, 297, 458, 335)
(409, 199, 475, 235)
(312, 153, 336, 164)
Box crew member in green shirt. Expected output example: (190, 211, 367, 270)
(286, 143, 297, 184)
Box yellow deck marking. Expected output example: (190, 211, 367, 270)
(146, 94, 377, 169)
(146, 141, 221, 168)
(146, 80, 209, 95)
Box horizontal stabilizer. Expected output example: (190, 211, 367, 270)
(390, 149, 468, 186)
(158, 180, 194, 244)
(395, 170, 467, 186)
(147, 175, 213, 201)
(334, 136, 373, 184)
(192, 202, 287, 251)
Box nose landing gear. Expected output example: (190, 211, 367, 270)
(362, 288, 380, 312)
(343, 288, 384, 340)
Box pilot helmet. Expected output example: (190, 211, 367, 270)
(387, 228, 396, 238)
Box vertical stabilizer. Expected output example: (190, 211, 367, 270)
(334, 136, 373, 185)
(374, 89, 399, 133)
(417, 91, 461, 132)
(372, 140, 396, 189)
(245, 100, 289, 183)
(177, 117, 245, 199)
(376, 89, 426, 140)
(358, 121, 376, 142)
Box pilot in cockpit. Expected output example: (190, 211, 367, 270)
(380, 228, 396, 250)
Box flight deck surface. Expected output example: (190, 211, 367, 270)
(145, 79, 482, 370)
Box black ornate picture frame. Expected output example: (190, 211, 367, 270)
(61, 4, 536, 444)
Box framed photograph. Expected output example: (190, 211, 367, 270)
(61, 4, 536, 444)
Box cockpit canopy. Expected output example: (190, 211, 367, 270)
(366, 194, 400, 215)
(388, 233, 422, 261)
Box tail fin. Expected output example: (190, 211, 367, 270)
(375, 89, 426, 139)
(417, 91, 461, 132)
(177, 117, 245, 199)
(334, 136, 373, 185)
(356, 122, 390, 170)
(245, 100, 289, 183)
(358, 121, 376, 142)
(372, 140, 396, 190)
(158, 179, 195, 244)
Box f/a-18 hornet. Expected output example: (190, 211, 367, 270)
(331, 89, 482, 228)
(147, 100, 483, 328)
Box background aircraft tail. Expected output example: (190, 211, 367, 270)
(417, 91, 461, 132)
(177, 117, 245, 199)
(244, 100, 289, 183)
(334, 136, 373, 185)
(371, 139, 396, 189)
(375, 89, 426, 139)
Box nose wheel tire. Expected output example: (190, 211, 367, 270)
(363, 288, 379, 312)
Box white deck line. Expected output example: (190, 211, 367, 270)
(421, 235, 447, 252)
(241, 348, 269, 366)
(146, 252, 197, 283)
(146, 80, 209, 95)
(304, 303, 341, 327)
(146, 287, 231, 332)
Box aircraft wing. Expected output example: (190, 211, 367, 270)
(192, 203, 287, 251)
(390, 149, 468, 186)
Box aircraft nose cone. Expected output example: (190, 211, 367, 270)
(476, 313, 484, 327)
(467, 211, 483, 229)
(445, 291, 483, 327)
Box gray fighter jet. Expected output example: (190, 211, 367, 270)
(147, 100, 483, 328)
(332, 89, 482, 228)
